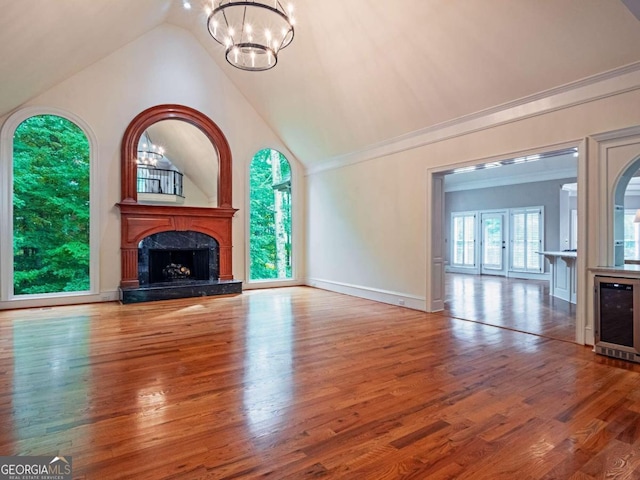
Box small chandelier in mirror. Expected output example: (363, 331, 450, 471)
(206, 0, 295, 72)
(137, 133, 164, 167)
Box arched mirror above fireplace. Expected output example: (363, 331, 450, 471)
(136, 119, 219, 206)
(120, 104, 232, 208)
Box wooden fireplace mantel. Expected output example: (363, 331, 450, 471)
(118, 203, 237, 288)
(117, 105, 238, 290)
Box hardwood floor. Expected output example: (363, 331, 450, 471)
(0, 287, 638, 479)
(445, 273, 576, 343)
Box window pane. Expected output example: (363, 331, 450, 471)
(526, 212, 541, 271)
(512, 213, 525, 270)
(249, 149, 292, 280)
(511, 208, 543, 272)
(624, 212, 638, 259)
(452, 214, 475, 267)
(13, 115, 90, 295)
(482, 217, 502, 269)
(464, 216, 475, 265)
(453, 217, 464, 265)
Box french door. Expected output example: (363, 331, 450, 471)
(480, 212, 506, 276)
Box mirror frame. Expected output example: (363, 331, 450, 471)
(121, 104, 232, 207)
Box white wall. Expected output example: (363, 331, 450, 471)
(0, 23, 302, 307)
(306, 86, 640, 329)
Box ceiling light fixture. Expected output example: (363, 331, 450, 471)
(137, 133, 164, 168)
(206, 1, 295, 72)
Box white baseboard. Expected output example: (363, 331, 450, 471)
(0, 290, 120, 310)
(306, 277, 426, 311)
(507, 271, 551, 281)
(446, 266, 480, 275)
(243, 279, 303, 290)
(445, 268, 550, 282)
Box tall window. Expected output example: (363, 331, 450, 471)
(12, 115, 91, 295)
(510, 207, 543, 272)
(624, 210, 640, 259)
(452, 213, 476, 267)
(249, 149, 292, 280)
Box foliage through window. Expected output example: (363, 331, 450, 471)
(12, 114, 91, 295)
(249, 149, 292, 280)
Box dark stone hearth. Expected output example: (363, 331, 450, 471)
(119, 279, 242, 304)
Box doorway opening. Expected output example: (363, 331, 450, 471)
(430, 146, 582, 343)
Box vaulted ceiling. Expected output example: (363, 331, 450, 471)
(2, 0, 640, 170)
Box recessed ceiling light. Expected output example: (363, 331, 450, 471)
(484, 162, 502, 169)
(453, 166, 477, 174)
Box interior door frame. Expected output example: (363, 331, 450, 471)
(426, 139, 587, 345)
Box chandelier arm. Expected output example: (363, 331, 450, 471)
(240, 5, 247, 44)
(221, 8, 231, 33)
(275, 33, 288, 52)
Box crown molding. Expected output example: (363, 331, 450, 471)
(591, 124, 640, 143)
(306, 61, 640, 176)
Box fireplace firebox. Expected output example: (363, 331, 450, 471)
(138, 231, 218, 285)
(149, 249, 208, 283)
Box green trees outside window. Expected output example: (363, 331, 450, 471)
(12, 114, 91, 295)
(249, 149, 292, 280)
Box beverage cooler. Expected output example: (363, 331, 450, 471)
(595, 276, 640, 363)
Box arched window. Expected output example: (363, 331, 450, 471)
(4, 113, 92, 297)
(249, 149, 292, 280)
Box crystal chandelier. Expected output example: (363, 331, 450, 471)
(136, 133, 164, 167)
(206, 1, 295, 72)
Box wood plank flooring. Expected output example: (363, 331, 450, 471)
(445, 273, 576, 343)
(0, 287, 637, 479)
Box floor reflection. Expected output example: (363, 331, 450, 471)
(445, 273, 575, 342)
(243, 293, 294, 434)
(11, 315, 90, 453)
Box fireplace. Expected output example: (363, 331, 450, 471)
(138, 231, 218, 285)
(117, 104, 242, 303)
(117, 204, 241, 304)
